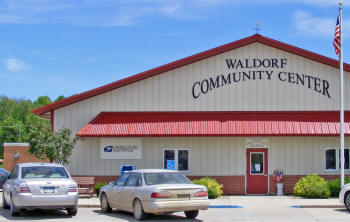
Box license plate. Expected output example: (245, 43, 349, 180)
(177, 194, 190, 199)
(43, 187, 55, 194)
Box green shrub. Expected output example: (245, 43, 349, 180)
(192, 177, 223, 199)
(293, 174, 330, 198)
(327, 177, 350, 197)
(94, 182, 108, 196)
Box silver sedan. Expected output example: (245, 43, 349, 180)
(2, 162, 78, 216)
(339, 183, 350, 211)
(99, 169, 209, 220)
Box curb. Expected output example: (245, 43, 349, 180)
(299, 205, 344, 208)
(78, 204, 100, 208)
(77, 204, 345, 209)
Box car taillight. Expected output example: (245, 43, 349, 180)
(19, 184, 30, 193)
(151, 192, 172, 198)
(194, 190, 208, 197)
(68, 185, 78, 192)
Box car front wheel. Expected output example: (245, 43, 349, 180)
(133, 199, 147, 221)
(184, 210, 199, 219)
(345, 192, 350, 211)
(100, 193, 112, 213)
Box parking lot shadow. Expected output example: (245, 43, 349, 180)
(334, 209, 350, 214)
(0, 208, 73, 220)
(93, 209, 203, 222)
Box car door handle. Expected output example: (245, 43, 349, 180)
(264, 174, 267, 176)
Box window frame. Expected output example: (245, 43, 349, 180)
(324, 147, 350, 172)
(162, 148, 190, 173)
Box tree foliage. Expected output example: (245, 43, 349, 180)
(29, 123, 79, 164)
(0, 95, 67, 159)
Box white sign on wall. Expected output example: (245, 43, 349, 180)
(100, 138, 142, 159)
(246, 139, 269, 149)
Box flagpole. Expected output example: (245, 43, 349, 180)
(339, 1, 345, 188)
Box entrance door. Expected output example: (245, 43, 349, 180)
(246, 148, 268, 194)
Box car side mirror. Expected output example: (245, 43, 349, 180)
(7, 175, 10, 179)
(109, 181, 115, 186)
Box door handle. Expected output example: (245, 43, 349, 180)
(264, 174, 267, 177)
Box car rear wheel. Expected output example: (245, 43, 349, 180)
(100, 193, 112, 213)
(184, 210, 199, 219)
(2, 192, 9, 209)
(133, 199, 147, 221)
(67, 206, 78, 216)
(345, 192, 350, 211)
(10, 197, 20, 217)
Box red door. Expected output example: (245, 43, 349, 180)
(246, 148, 268, 194)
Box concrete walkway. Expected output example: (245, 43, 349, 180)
(78, 195, 344, 209)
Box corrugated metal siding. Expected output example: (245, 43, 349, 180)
(64, 137, 349, 176)
(55, 43, 350, 129)
(53, 42, 350, 174)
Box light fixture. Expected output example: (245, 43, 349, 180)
(13, 153, 20, 159)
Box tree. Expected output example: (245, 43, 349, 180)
(34, 96, 52, 107)
(29, 122, 79, 164)
(54, 95, 65, 102)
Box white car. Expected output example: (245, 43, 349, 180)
(339, 183, 350, 211)
(100, 169, 209, 220)
(3, 162, 78, 216)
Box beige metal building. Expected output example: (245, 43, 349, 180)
(32, 34, 350, 195)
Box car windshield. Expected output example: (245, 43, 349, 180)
(21, 166, 69, 179)
(143, 172, 192, 185)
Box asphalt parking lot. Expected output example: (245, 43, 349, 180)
(0, 205, 350, 222)
(0, 196, 350, 222)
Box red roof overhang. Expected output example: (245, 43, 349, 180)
(76, 111, 350, 137)
(31, 34, 350, 117)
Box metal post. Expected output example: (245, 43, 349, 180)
(339, 1, 345, 187)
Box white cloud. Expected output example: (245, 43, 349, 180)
(0, 0, 348, 26)
(4, 58, 28, 72)
(293, 11, 334, 36)
(293, 10, 350, 37)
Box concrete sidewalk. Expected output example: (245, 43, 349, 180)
(78, 195, 344, 209)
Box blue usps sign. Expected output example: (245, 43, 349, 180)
(166, 160, 175, 170)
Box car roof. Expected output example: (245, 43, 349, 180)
(16, 162, 65, 168)
(0, 168, 9, 174)
(128, 169, 179, 173)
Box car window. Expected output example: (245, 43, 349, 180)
(21, 166, 69, 179)
(9, 166, 18, 179)
(144, 172, 192, 185)
(125, 173, 141, 186)
(116, 173, 129, 186)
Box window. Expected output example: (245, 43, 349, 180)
(144, 172, 192, 185)
(10, 166, 18, 179)
(125, 173, 141, 186)
(116, 173, 129, 186)
(250, 152, 264, 174)
(21, 166, 69, 179)
(163, 149, 190, 172)
(325, 148, 350, 171)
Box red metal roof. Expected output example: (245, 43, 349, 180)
(31, 34, 350, 116)
(76, 111, 350, 137)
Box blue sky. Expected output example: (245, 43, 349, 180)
(1, 0, 349, 101)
